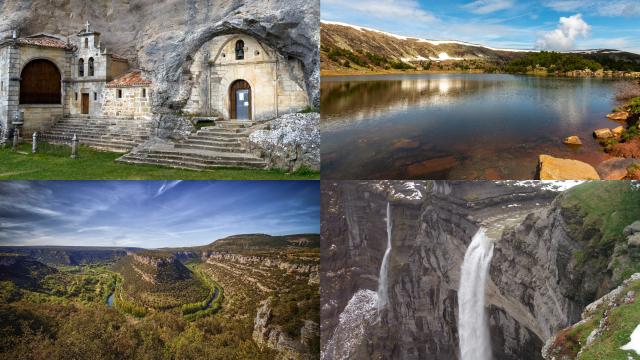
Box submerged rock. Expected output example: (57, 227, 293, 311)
(563, 135, 582, 145)
(537, 155, 600, 180)
(248, 113, 320, 172)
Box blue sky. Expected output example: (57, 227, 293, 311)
(0, 181, 319, 248)
(321, 0, 640, 53)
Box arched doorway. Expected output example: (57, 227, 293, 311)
(20, 59, 61, 104)
(229, 80, 251, 120)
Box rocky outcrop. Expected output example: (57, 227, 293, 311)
(0, 0, 320, 139)
(253, 298, 319, 360)
(542, 273, 640, 359)
(626, 221, 640, 259)
(537, 155, 600, 180)
(247, 112, 320, 172)
(202, 252, 319, 274)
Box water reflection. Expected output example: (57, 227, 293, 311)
(321, 74, 620, 179)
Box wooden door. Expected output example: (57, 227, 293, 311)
(229, 80, 251, 120)
(81, 93, 89, 114)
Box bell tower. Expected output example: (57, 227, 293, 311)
(78, 21, 101, 50)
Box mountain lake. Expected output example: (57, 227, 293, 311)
(321, 73, 624, 179)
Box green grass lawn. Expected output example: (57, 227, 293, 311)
(0, 143, 319, 180)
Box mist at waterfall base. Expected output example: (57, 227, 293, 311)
(377, 202, 392, 315)
(458, 228, 495, 360)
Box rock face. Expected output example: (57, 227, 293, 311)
(537, 155, 600, 180)
(248, 112, 320, 172)
(0, 0, 320, 138)
(321, 181, 565, 360)
(202, 252, 319, 274)
(322, 181, 639, 360)
(253, 298, 319, 360)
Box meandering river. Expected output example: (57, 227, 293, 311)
(321, 73, 621, 179)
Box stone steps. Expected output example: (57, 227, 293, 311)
(114, 124, 266, 170)
(174, 143, 245, 153)
(117, 152, 266, 170)
(42, 116, 152, 152)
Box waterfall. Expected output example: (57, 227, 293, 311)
(377, 202, 392, 314)
(458, 228, 494, 360)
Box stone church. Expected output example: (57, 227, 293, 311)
(183, 34, 309, 121)
(0, 22, 309, 137)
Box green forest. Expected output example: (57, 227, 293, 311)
(0, 249, 320, 360)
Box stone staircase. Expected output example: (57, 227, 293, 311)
(116, 122, 266, 170)
(42, 116, 153, 152)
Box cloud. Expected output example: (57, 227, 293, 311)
(536, 14, 590, 50)
(463, 0, 514, 14)
(544, 0, 586, 12)
(544, 0, 640, 16)
(155, 180, 182, 197)
(321, 0, 436, 23)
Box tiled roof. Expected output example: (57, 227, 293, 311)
(17, 35, 73, 50)
(106, 70, 152, 88)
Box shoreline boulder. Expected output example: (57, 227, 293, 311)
(594, 128, 613, 139)
(537, 154, 600, 180)
(606, 111, 629, 121)
(612, 126, 625, 137)
(563, 135, 582, 145)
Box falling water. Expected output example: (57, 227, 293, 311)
(458, 228, 494, 360)
(377, 202, 392, 315)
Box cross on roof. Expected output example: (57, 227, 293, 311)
(85, 21, 90, 33)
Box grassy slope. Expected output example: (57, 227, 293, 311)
(561, 181, 640, 282)
(554, 278, 640, 360)
(0, 143, 319, 180)
(580, 280, 640, 359)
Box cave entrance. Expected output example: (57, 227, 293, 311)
(229, 79, 251, 120)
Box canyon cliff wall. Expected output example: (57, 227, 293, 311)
(320, 181, 599, 360)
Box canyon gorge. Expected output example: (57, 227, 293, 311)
(321, 180, 640, 360)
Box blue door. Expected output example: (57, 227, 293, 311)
(236, 89, 250, 120)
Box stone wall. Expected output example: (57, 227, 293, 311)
(67, 82, 106, 117)
(0, 45, 10, 134)
(184, 34, 309, 121)
(102, 86, 151, 119)
(19, 104, 63, 134)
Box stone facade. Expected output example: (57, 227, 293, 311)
(0, 24, 147, 137)
(102, 85, 151, 119)
(184, 34, 309, 121)
(67, 28, 129, 117)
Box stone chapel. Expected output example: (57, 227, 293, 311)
(1, 23, 310, 137)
